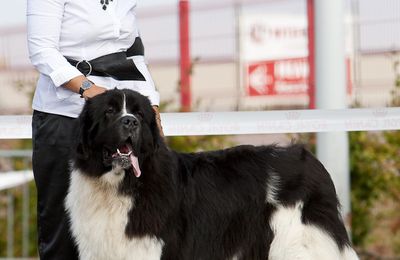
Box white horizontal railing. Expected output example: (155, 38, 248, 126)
(1, 107, 400, 139)
(0, 107, 399, 189)
(0, 171, 34, 190)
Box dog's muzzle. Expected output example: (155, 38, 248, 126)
(120, 115, 139, 130)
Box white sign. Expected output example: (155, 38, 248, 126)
(241, 14, 308, 61)
(240, 14, 353, 61)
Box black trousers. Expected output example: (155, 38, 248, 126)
(32, 110, 79, 260)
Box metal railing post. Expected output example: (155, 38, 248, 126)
(7, 190, 14, 258)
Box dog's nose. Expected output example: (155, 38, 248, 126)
(121, 116, 139, 129)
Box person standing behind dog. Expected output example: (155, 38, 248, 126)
(27, 0, 162, 258)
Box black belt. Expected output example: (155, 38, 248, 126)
(66, 37, 146, 81)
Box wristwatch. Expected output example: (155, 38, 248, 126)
(79, 80, 93, 97)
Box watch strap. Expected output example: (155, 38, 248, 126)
(79, 87, 85, 96)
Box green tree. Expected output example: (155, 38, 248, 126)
(350, 53, 400, 256)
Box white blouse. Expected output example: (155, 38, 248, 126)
(27, 0, 159, 118)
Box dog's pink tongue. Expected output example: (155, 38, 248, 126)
(130, 154, 141, 178)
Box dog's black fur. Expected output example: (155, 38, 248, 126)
(72, 89, 353, 259)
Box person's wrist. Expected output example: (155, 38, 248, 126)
(82, 84, 107, 100)
(63, 75, 88, 94)
(79, 80, 94, 97)
(82, 84, 97, 98)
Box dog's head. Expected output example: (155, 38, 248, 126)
(74, 89, 162, 178)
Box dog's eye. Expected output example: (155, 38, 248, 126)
(105, 107, 115, 115)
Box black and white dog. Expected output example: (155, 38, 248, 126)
(65, 89, 358, 260)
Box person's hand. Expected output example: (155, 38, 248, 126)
(153, 106, 164, 137)
(63, 75, 106, 99)
(82, 84, 107, 100)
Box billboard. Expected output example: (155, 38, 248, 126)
(241, 15, 308, 61)
(241, 14, 353, 97)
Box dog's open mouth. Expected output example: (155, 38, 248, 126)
(111, 142, 141, 178)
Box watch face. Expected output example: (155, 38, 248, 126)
(82, 80, 93, 90)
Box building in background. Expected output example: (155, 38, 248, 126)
(0, 0, 399, 114)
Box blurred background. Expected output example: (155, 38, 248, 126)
(0, 0, 399, 259)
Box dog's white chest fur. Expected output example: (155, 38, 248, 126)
(65, 169, 164, 260)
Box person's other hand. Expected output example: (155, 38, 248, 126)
(83, 85, 107, 100)
(153, 106, 164, 137)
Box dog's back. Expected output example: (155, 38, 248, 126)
(162, 145, 358, 260)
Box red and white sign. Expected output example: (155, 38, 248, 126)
(241, 14, 354, 97)
(247, 57, 352, 96)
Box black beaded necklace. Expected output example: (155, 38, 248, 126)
(100, 0, 113, 10)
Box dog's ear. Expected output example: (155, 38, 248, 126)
(76, 100, 92, 160)
(76, 143, 89, 160)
